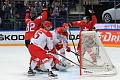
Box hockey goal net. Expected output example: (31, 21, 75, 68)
(78, 31, 117, 76)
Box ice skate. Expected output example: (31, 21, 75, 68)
(34, 66, 44, 74)
(27, 67, 36, 76)
(48, 71, 58, 79)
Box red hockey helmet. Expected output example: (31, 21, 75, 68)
(43, 21, 52, 28)
(62, 23, 69, 28)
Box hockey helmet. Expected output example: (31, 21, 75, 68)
(83, 16, 90, 20)
(30, 12, 36, 21)
(43, 21, 52, 28)
(62, 23, 69, 28)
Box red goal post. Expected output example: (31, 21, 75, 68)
(77, 31, 117, 76)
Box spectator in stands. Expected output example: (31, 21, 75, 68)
(2, 0, 11, 19)
(30, 1, 35, 8)
(15, 0, 23, 14)
(51, 1, 60, 17)
(0, 17, 2, 29)
(10, 14, 14, 29)
(0, 0, 4, 8)
(59, 3, 67, 15)
(43, 0, 51, 17)
(34, 2, 42, 16)
(46, 0, 50, 6)
(57, 0, 62, 7)
(15, 13, 22, 30)
(0, 7, 4, 19)
(30, 6, 37, 17)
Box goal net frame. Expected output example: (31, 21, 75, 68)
(77, 31, 117, 77)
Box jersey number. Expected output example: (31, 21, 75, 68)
(26, 22, 35, 32)
(33, 30, 42, 39)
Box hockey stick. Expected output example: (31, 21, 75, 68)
(70, 50, 97, 65)
(70, 50, 80, 56)
(57, 53, 80, 67)
(68, 27, 80, 63)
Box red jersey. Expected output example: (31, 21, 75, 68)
(72, 15, 97, 31)
(24, 10, 47, 40)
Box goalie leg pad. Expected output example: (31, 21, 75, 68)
(58, 60, 71, 71)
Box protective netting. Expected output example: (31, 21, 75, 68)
(80, 31, 117, 76)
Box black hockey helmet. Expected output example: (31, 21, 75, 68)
(30, 12, 36, 21)
(83, 16, 90, 20)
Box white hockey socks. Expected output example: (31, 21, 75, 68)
(59, 48, 66, 61)
(42, 58, 52, 71)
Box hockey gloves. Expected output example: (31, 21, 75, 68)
(48, 48, 57, 54)
(93, 27, 98, 32)
(89, 10, 95, 15)
(42, 2, 47, 8)
(55, 42, 63, 50)
(66, 46, 71, 52)
(26, 9, 30, 13)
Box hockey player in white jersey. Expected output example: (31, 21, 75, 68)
(27, 21, 57, 78)
(36, 23, 72, 72)
(52, 23, 71, 61)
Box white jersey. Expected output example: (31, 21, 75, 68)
(31, 28, 53, 50)
(52, 27, 69, 47)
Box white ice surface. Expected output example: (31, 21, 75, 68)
(0, 46, 120, 80)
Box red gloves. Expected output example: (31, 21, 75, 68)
(66, 46, 71, 52)
(42, 8, 48, 11)
(26, 9, 30, 13)
(55, 42, 63, 50)
(48, 48, 57, 54)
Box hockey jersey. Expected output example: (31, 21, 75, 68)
(72, 15, 97, 31)
(24, 10, 47, 40)
(52, 27, 69, 47)
(31, 28, 53, 50)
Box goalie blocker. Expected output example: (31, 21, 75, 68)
(77, 31, 117, 76)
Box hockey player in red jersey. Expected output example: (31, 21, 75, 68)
(27, 21, 58, 78)
(51, 23, 71, 61)
(69, 10, 97, 31)
(24, 7, 47, 48)
(24, 3, 48, 74)
(69, 10, 98, 63)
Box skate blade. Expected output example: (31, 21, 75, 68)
(27, 74, 35, 76)
(49, 76, 58, 80)
(34, 71, 44, 74)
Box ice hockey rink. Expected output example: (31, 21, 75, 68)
(0, 46, 120, 80)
